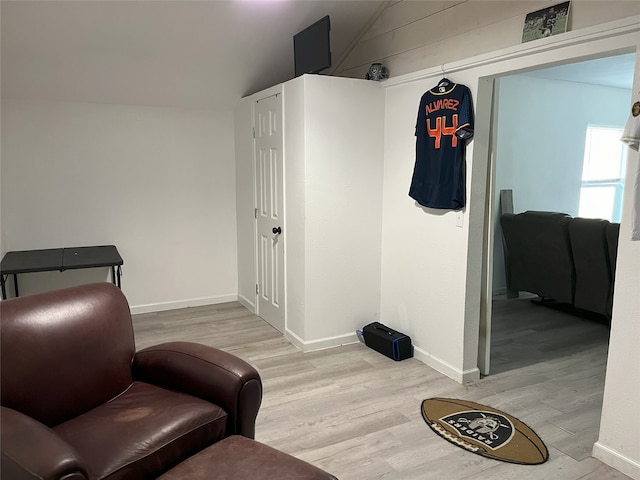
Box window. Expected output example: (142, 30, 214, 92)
(578, 125, 626, 222)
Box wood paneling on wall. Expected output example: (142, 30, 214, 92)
(360, 1, 463, 41)
(335, 1, 640, 80)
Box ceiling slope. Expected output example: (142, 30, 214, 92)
(1, 0, 385, 110)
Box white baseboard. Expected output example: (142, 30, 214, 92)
(237, 294, 256, 313)
(130, 294, 238, 315)
(282, 330, 479, 384)
(130, 294, 479, 387)
(593, 442, 640, 480)
(285, 329, 359, 353)
(413, 346, 480, 384)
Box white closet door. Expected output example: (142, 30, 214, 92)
(254, 93, 285, 333)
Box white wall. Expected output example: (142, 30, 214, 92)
(492, 76, 631, 292)
(300, 75, 384, 344)
(1, 99, 238, 312)
(381, 79, 471, 380)
(594, 146, 640, 478)
(593, 51, 640, 480)
(377, 16, 640, 478)
(234, 93, 259, 311)
(283, 78, 307, 339)
(496, 76, 631, 215)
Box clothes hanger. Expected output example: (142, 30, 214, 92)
(437, 64, 451, 87)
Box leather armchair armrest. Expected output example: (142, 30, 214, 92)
(1, 406, 87, 480)
(132, 342, 262, 439)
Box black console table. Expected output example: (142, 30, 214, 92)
(0, 245, 123, 300)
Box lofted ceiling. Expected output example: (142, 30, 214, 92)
(1, 0, 386, 110)
(3, 1, 634, 112)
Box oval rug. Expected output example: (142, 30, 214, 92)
(421, 397, 548, 465)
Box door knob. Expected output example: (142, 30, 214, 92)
(272, 226, 282, 235)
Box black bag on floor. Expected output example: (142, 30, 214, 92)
(362, 322, 413, 361)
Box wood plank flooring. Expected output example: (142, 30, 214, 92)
(132, 297, 629, 480)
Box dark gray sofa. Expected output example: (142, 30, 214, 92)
(500, 211, 619, 318)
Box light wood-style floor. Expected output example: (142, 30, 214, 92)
(132, 297, 629, 480)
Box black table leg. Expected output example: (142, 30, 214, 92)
(13, 274, 19, 297)
(111, 265, 122, 288)
(1, 274, 6, 300)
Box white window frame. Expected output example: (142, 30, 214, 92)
(578, 124, 626, 222)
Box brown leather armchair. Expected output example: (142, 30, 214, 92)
(1, 283, 262, 480)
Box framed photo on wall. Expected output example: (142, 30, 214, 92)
(522, 1, 571, 43)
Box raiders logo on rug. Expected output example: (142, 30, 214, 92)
(421, 398, 548, 465)
(441, 410, 514, 450)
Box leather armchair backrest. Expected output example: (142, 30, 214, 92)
(1, 283, 135, 426)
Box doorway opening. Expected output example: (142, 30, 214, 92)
(483, 51, 635, 463)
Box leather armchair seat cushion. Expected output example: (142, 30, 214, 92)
(53, 382, 227, 480)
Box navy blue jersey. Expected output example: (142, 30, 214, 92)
(409, 81, 474, 210)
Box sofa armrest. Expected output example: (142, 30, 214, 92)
(1, 406, 88, 480)
(132, 342, 262, 439)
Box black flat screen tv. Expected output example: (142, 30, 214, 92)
(294, 15, 331, 77)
